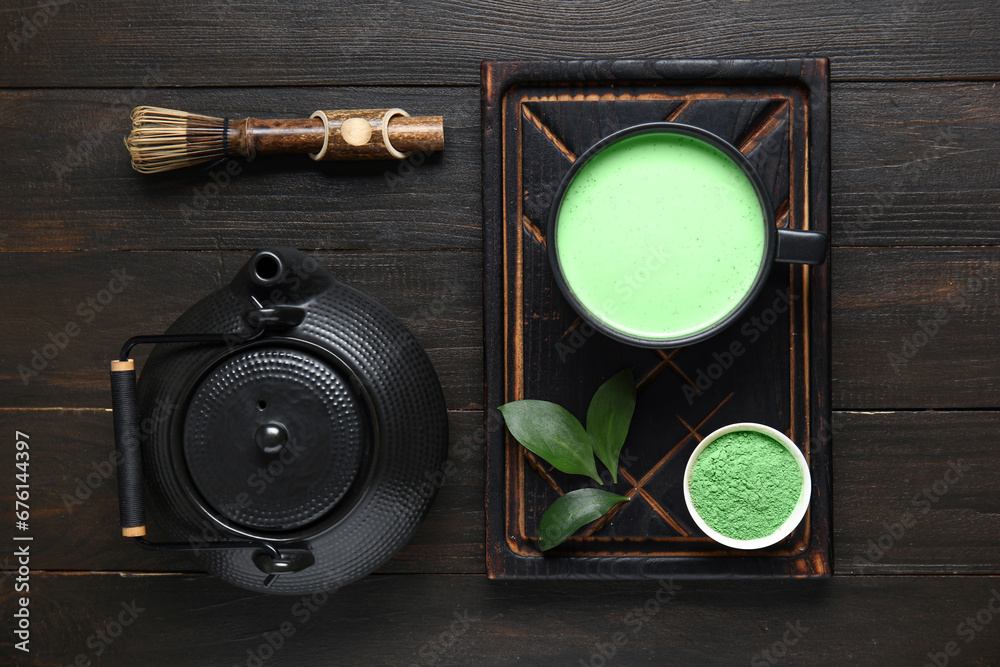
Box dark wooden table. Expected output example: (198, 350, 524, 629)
(1, 2, 999, 665)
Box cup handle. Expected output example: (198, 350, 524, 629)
(775, 229, 828, 265)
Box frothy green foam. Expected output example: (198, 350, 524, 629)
(555, 131, 767, 341)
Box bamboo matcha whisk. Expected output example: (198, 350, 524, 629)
(124, 106, 444, 173)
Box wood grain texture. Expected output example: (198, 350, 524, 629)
(3, 247, 999, 410)
(832, 82, 1000, 246)
(0, 251, 482, 410)
(0, 409, 484, 574)
(1, 1, 999, 86)
(2, 83, 998, 251)
(3, 407, 999, 577)
(0, 0, 995, 656)
(834, 411, 1000, 574)
(4, 572, 1000, 665)
(0, 87, 479, 251)
(831, 246, 1000, 409)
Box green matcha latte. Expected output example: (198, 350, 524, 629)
(554, 130, 766, 342)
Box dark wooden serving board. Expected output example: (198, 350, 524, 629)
(482, 59, 832, 579)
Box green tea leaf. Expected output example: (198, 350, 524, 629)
(498, 400, 601, 483)
(538, 488, 630, 551)
(585, 368, 636, 483)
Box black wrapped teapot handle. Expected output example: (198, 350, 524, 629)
(108, 307, 310, 587)
(110, 359, 146, 536)
(111, 328, 266, 538)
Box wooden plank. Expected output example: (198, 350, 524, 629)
(831, 246, 1000, 409)
(832, 82, 1000, 246)
(1, 2, 999, 86)
(0, 408, 483, 574)
(3, 247, 998, 410)
(0, 251, 482, 410)
(0, 87, 480, 251)
(2, 246, 998, 411)
(2, 82, 998, 251)
(4, 572, 1000, 665)
(834, 410, 1000, 574)
(5, 406, 999, 575)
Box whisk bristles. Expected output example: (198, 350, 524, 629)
(124, 106, 229, 174)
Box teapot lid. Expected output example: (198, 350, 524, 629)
(181, 345, 368, 531)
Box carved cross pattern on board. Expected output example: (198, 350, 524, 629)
(510, 92, 805, 551)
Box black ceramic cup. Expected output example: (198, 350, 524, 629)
(547, 122, 827, 349)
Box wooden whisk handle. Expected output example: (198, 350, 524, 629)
(231, 109, 444, 160)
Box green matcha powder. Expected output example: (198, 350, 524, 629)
(689, 430, 803, 541)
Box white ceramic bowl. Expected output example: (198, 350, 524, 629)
(682, 422, 811, 550)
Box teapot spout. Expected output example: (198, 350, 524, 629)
(248, 249, 286, 287)
(240, 247, 334, 303)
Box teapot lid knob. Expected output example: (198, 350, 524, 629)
(254, 422, 288, 455)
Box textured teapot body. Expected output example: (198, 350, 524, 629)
(135, 248, 448, 594)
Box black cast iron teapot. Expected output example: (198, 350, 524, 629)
(109, 248, 448, 594)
